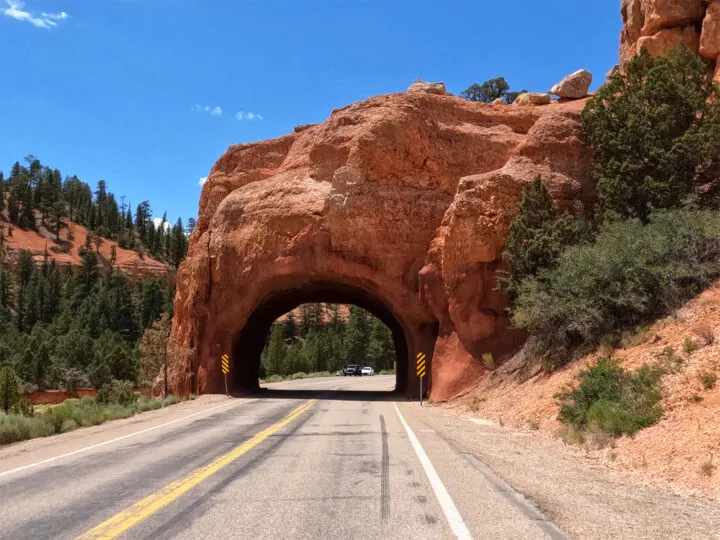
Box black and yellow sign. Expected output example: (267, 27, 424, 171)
(221, 354, 230, 375)
(416, 352, 426, 378)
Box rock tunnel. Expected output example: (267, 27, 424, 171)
(166, 90, 594, 401)
(231, 281, 437, 395)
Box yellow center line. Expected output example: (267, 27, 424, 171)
(76, 399, 317, 540)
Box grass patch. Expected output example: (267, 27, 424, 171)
(378, 370, 395, 376)
(557, 357, 664, 440)
(0, 391, 181, 446)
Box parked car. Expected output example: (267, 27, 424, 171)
(343, 364, 362, 376)
(361, 366, 375, 376)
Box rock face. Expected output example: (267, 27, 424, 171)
(549, 69, 593, 99)
(620, 0, 718, 78)
(513, 92, 552, 106)
(168, 91, 594, 401)
(407, 80, 447, 95)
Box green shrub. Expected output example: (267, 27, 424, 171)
(513, 211, 720, 368)
(96, 380, 138, 406)
(482, 353, 495, 370)
(378, 370, 395, 375)
(265, 375, 284, 383)
(290, 372, 308, 380)
(700, 373, 717, 390)
(557, 358, 664, 438)
(682, 338, 700, 356)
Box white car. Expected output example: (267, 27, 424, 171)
(360, 366, 375, 376)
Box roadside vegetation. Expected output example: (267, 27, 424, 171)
(261, 304, 396, 378)
(0, 378, 180, 446)
(499, 45, 720, 439)
(0, 249, 174, 392)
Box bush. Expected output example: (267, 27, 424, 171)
(96, 380, 138, 406)
(557, 358, 664, 438)
(513, 211, 720, 368)
(264, 375, 284, 383)
(700, 373, 717, 390)
(682, 338, 700, 356)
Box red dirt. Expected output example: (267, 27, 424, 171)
(1, 216, 168, 278)
(447, 283, 720, 499)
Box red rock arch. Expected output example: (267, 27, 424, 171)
(167, 91, 593, 400)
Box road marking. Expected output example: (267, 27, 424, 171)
(394, 403, 472, 540)
(76, 399, 317, 540)
(0, 399, 245, 479)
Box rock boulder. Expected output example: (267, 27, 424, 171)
(407, 79, 447, 95)
(549, 69, 592, 99)
(513, 92, 552, 106)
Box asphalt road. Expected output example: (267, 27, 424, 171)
(0, 375, 565, 540)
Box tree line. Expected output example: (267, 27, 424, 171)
(261, 304, 396, 377)
(0, 248, 174, 391)
(0, 157, 194, 268)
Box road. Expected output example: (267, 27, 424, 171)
(0, 375, 565, 540)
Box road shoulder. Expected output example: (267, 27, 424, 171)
(409, 403, 720, 540)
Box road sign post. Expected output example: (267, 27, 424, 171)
(416, 352, 426, 406)
(221, 354, 230, 396)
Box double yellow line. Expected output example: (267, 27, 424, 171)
(77, 399, 316, 539)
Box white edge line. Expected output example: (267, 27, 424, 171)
(0, 399, 242, 479)
(394, 403, 473, 540)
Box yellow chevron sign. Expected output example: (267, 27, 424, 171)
(221, 354, 230, 375)
(416, 352, 426, 378)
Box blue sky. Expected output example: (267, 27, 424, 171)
(0, 0, 621, 223)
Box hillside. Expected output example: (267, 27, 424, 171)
(1, 215, 168, 278)
(449, 282, 720, 499)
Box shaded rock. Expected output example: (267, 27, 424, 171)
(407, 79, 447, 95)
(492, 97, 505, 105)
(513, 92, 552, 106)
(549, 69, 592, 99)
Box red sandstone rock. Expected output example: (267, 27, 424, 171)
(620, 0, 715, 69)
(168, 92, 594, 401)
(700, 1, 720, 59)
(637, 26, 700, 58)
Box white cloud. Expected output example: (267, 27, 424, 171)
(4, 1, 68, 29)
(199, 176, 208, 186)
(152, 217, 171, 231)
(192, 105, 222, 117)
(235, 111, 264, 121)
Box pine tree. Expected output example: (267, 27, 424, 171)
(343, 306, 369, 365)
(33, 342, 51, 389)
(498, 177, 589, 303)
(0, 366, 20, 412)
(263, 324, 287, 376)
(282, 312, 297, 342)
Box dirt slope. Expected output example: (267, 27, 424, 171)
(447, 282, 720, 499)
(1, 216, 168, 278)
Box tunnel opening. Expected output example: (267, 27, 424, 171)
(231, 281, 410, 395)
